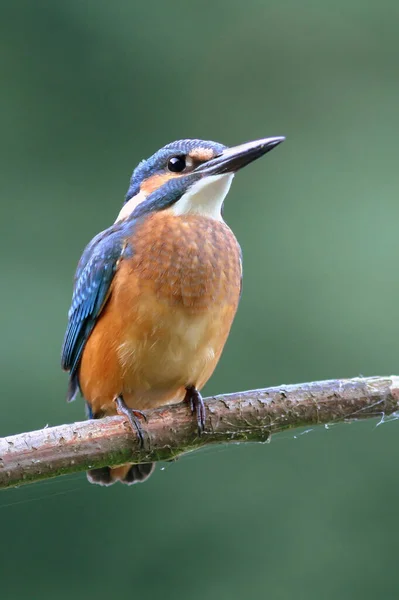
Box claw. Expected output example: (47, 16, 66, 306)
(184, 386, 206, 434)
(115, 396, 148, 450)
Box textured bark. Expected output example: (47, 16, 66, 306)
(1, 375, 398, 489)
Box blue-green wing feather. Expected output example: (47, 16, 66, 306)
(61, 226, 126, 401)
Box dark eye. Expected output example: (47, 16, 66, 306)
(168, 156, 186, 172)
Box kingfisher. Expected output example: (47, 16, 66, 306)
(61, 136, 285, 486)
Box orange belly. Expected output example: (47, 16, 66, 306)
(79, 210, 241, 417)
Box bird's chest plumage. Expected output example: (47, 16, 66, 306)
(80, 211, 241, 411)
(126, 211, 241, 310)
(118, 212, 241, 396)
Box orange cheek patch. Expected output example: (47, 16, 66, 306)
(140, 173, 177, 195)
(189, 148, 216, 161)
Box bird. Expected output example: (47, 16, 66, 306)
(61, 135, 285, 486)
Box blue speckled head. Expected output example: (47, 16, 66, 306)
(125, 139, 227, 202)
(120, 136, 285, 221)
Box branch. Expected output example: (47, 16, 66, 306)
(1, 376, 398, 489)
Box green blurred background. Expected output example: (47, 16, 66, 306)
(1, 1, 399, 598)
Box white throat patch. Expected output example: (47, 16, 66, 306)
(115, 190, 147, 222)
(170, 173, 234, 221)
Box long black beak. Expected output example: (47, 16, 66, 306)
(195, 136, 285, 176)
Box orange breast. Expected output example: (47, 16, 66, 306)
(79, 211, 242, 416)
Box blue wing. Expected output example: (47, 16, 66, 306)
(61, 226, 127, 401)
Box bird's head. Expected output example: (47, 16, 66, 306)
(117, 136, 285, 222)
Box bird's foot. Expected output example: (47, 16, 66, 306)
(115, 396, 149, 450)
(184, 386, 206, 435)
